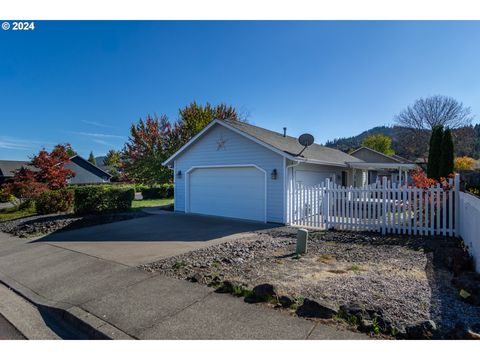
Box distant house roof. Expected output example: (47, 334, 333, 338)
(0, 160, 35, 178)
(164, 119, 362, 167)
(349, 146, 414, 164)
(68, 155, 112, 179)
(0, 156, 111, 183)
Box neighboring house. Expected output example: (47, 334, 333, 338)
(0, 160, 34, 185)
(349, 146, 416, 185)
(163, 119, 370, 224)
(0, 156, 111, 186)
(65, 155, 112, 184)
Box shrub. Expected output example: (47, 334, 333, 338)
(74, 185, 135, 214)
(134, 184, 148, 193)
(455, 156, 477, 171)
(0, 187, 15, 203)
(35, 188, 74, 215)
(141, 184, 174, 199)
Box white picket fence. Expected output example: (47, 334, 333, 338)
(289, 174, 460, 236)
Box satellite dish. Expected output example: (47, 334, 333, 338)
(296, 133, 315, 157)
(298, 133, 314, 147)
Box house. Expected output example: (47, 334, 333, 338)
(0, 160, 34, 185)
(0, 156, 111, 186)
(65, 155, 112, 184)
(163, 119, 372, 224)
(348, 147, 416, 185)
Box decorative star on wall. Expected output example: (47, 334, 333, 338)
(217, 135, 227, 150)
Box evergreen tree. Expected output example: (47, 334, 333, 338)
(88, 151, 96, 165)
(427, 125, 443, 180)
(439, 128, 454, 177)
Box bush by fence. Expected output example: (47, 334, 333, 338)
(35, 188, 74, 215)
(73, 185, 135, 214)
(141, 184, 174, 199)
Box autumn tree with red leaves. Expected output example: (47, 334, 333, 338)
(121, 115, 175, 185)
(2, 144, 75, 204)
(30, 144, 75, 189)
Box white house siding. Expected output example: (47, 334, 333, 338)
(291, 162, 346, 187)
(174, 124, 285, 223)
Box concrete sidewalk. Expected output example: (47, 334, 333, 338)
(0, 231, 367, 340)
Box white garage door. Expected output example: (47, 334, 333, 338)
(188, 166, 265, 222)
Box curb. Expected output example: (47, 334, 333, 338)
(0, 273, 134, 340)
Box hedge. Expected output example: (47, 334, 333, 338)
(35, 188, 74, 215)
(141, 184, 174, 199)
(73, 185, 135, 214)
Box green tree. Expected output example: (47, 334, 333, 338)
(176, 102, 245, 148)
(427, 125, 444, 179)
(104, 149, 121, 167)
(65, 146, 76, 157)
(103, 149, 122, 182)
(88, 151, 96, 165)
(439, 128, 454, 177)
(361, 134, 395, 155)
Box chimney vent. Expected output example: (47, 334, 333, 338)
(283, 127, 287, 137)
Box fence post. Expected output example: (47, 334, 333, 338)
(454, 173, 460, 236)
(324, 178, 330, 230)
(381, 176, 387, 235)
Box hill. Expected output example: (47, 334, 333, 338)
(324, 124, 480, 161)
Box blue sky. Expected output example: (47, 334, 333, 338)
(1, 21, 479, 160)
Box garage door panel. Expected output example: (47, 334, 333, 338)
(188, 167, 265, 222)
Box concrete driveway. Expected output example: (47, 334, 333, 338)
(34, 211, 278, 266)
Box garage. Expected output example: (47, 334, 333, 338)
(187, 166, 266, 222)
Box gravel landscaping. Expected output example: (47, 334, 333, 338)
(0, 211, 150, 238)
(141, 228, 480, 339)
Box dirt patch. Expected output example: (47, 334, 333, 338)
(0, 211, 150, 238)
(140, 228, 480, 336)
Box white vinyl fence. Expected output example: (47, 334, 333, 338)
(458, 191, 480, 272)
(289, 174, 460, 236)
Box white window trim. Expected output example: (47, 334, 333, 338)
(185, 164, 267, 223)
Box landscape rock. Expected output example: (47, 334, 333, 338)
(215, 280, 238, 294)
(279, 295, 295, 308)
(252, 283, 277, 300)
(339, 302, 384, 321)
(296, 298, 338, 319)
(406, 320, 437, 339)
(359, 319, 373, 332)
(187, 273, 203, 283)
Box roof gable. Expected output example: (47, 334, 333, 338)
(349, 147, 403, 164)
(69, 156, 112, 179)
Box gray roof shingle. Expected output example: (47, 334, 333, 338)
(222, 119, 361, 165)
(0, 160, 34, 177)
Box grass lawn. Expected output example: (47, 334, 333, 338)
(0, 206, 36, 222)
(132, 198, 174, 209)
